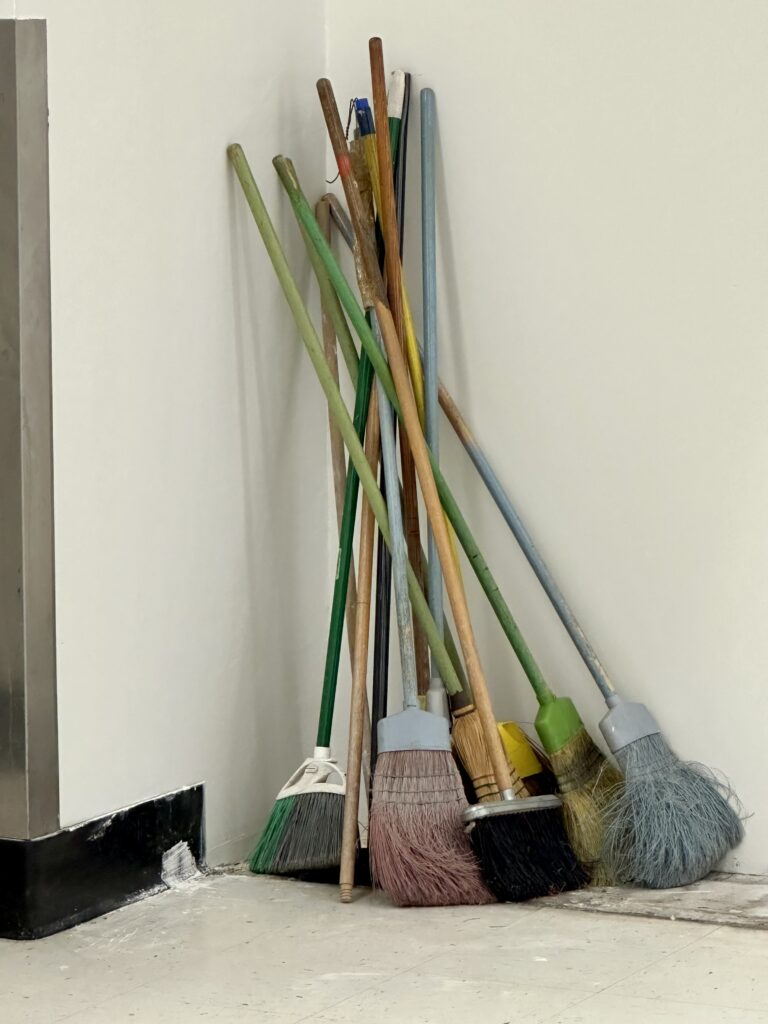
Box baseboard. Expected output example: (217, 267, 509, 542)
(0, 784, 204, 940)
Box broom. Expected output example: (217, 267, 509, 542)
(317, 53, 585, 900)
(425, 322, 742, 888)
(248, 328, 374, 874)
(368, 311, 492, 906)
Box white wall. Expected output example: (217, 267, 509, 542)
(326, 1, 768, 875)
(5, 1, 766, 875)
(9, 0, 332, 864)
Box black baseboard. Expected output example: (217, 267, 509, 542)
(0, 785, 204, 940)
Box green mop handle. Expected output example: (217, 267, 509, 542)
(274, 157, 556, 710)
(316, 350, 374, 749)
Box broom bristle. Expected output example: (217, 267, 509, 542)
(369, 750, 495, 907)
(603, 732, 743, 889)
(452, 705, 530, 802)
(249, 793, 344, 876)
(468, 805, 588, 902)
(249, 796, 296, 874)
(548, 728, 623, 885)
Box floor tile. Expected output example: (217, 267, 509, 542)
(310, 969, 587, 1024)
(0, 943, 141, 1024)
(59, 987, 302, 1023)
(612, 924, 768, 1011)
(125, 940, 391, 1019)
(549, 992, 768, 1023)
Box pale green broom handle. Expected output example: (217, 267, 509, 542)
(227, 144, 461, 697)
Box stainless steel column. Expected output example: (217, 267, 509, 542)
(0, 19, 59, 839)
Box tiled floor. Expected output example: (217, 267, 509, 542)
(2, 874, 767, 1023)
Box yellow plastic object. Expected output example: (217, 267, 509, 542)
(498, 721, 543, 779)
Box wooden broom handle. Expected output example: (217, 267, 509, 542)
(369, 39, 404, 340)
(340, 389, 380, 903)
(373, 299, 513, 795)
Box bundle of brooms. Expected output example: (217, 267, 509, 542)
(229, 34, 743, 903)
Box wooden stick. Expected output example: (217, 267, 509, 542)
(369, 38, 431, 699)
(316, 197, 372, 798)
(340, 388, 379, 903)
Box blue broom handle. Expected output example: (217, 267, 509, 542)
(421, 88, 443, 667)
(373, 313, 419, 709)
(444, 398, 615, 700)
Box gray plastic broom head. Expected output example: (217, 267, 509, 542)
(378, 706, 451, 754)
(599, 693, 661, 756)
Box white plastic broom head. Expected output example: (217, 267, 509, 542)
(275, 747, 346, 800)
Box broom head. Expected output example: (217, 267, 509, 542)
(452, 704, 529, 802)
(370, 707, 494, 907)
(600, 697, 743, 888)
(464, 794, 588, 902)
(548, 727, 622, 885)
(249, 748, 345, 876)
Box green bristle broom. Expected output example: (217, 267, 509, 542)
(248, 325, 374, 875)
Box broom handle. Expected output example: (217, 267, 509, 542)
(373, 313, 419, 709)
(316, 351, 374, 748)
(288, 168, 554, 709)
(227, 144, 464, 699)
(432, 389, 616, 700)
(421, 88, 444, 670)
(370, 40, 431, 700)
(340, 390, 380, 902)
(317, 199, 373, 793)
(317, 198, 358, 678)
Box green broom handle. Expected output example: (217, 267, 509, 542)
(227, 144, 463, 701)
(273, 156, 555, 709)
(316, 353, 373, 747)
